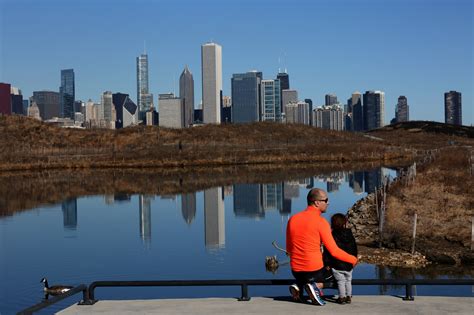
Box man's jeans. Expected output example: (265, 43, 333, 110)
(332, 268, 353, 297)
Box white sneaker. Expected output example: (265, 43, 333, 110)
(289, 284, 301, 302)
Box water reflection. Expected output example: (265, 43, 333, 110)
(234, 184, 263, 218)
(61, 198, 77, 230)
(139, 195, 153, 246)
(204, 187, 225, 249)
(3, 166, 472, 314)
(19, 168, 395, 244)
(181, 193, 196, 225)
(31, 169, 394, 241)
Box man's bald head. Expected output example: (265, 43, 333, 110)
(307, 188, 327, 205)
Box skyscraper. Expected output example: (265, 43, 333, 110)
(231, 71, 262, 123)
(325, 94, 338, 106)
(351, 91, 363, 131)
(101, 91, 113, 123)
(60, 69, 75, 119)
(112, 93, 138, 128)
(137, 53, 153, 116)
(10, 87, 23, 115)
(304, 98, 313, 126)
(395, 96, 409, 123)
(159, 93, 183, 128)
(282, 89, 298, 113)
(363, 90, 385, 131)
(32, 91, 60, 120)
(285, 101, 310, 125)
(313, 104, 345, 130)
(201, 42, 222, 124)
(260, 79, 281, 121)
(179, 66, 194, 127)
(0, 83, 11, 115)
(444, 91, 462, 125)
(277, 71, 289, 113)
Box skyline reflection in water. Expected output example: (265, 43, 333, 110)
(55, 169, 388, 249)
(4, 167, 470, 315)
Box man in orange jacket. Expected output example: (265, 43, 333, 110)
(286, 188, 358, 305)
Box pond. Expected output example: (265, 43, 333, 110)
(0, 166, 471, 314)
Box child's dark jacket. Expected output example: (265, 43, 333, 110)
(323, 228, 358, 272)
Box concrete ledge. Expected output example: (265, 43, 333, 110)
(58, 295, 473, 314)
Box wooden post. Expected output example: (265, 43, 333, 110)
(375, 188, 379, 220)
(471, 216, 474, 251)
(411, 213, 417, 254)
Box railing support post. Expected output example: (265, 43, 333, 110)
(78, 286, 98, 305)
(403, 284, 415, 301)
(238, 284, 251, 301)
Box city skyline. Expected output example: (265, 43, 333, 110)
(1, 0, 472, 125)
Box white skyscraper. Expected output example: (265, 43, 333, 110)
(201, 42, 222, 124)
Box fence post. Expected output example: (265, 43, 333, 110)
(411, 213, 417, 254)
(238, 284, 250, 301)
(403, 284, 414, 301)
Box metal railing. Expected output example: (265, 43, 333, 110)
(17, 278, 474, 314)
(84, 279, 474, 303)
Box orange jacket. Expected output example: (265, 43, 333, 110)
(286, 205, 357, 272)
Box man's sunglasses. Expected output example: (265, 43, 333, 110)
(315, 198, 329, 203)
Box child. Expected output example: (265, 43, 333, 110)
(324, 213, 358, 304)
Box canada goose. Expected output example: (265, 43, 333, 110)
(40, 277, 73, 295)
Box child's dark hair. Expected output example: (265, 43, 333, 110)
(331, 213, 347, 230)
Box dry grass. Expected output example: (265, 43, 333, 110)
(384, 147, 474, 255)
(0, 115, 414, 171)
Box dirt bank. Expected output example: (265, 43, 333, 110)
(348, 147, 473, 266)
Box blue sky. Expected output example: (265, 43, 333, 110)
(1, 0, 472, 125)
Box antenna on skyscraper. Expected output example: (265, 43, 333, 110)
(278, 56, 281, 73)
(144, 40, 146, 54)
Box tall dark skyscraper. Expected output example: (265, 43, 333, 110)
(0, 83, 12, 115)
(444, 91, 462, 125)
(32, 91, 60, 120)
(395, 96, 409, 123)
(60, 69, 75, 119)
(351, 91, 363, 131)
(11, 94, 24, 115)
(231, 71, 262, 123)
(363, 90, 385, 131)
(179, 66, 194, 127)
(325, 94, 338, 106)
(277, 71, 289, 113)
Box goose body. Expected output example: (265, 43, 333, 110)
(40, 278, 73, 295)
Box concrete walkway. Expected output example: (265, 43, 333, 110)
(59, 295, 473, 314)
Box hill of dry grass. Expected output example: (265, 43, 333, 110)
(0, 115, 413, 171)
